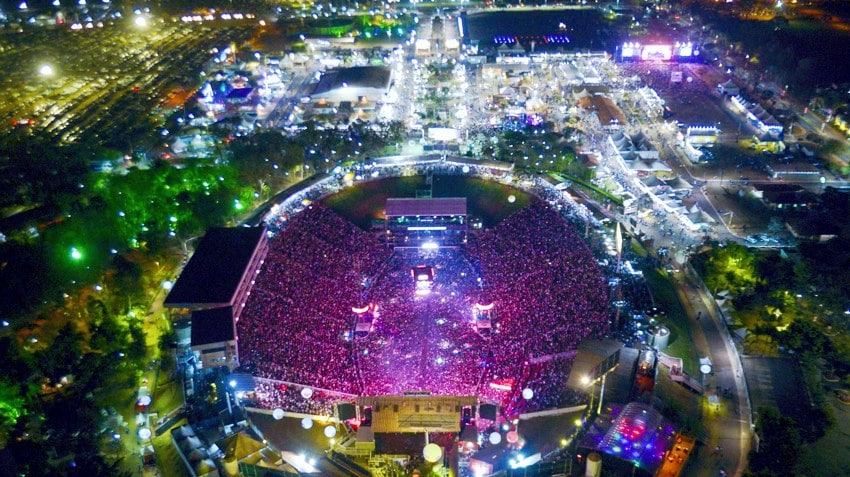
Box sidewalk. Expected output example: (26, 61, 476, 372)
(674, 269, 752, 477)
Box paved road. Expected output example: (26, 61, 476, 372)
(674, 271, 752, 477)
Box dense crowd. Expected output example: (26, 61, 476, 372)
(249, 378, 352, 416)
(467, 202, 610, 410)
(238, 204, 391, 394)
(240, 199, 609, 415)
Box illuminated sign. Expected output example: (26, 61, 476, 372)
(427, 127, 459, 142)
(641, 45, 672, 61)
(621, 42, 639, 58)
(676, 42, 693, 57)
(408, 226, 447, 231)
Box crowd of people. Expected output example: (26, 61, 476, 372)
(355, 249, 486, 397)
(466, 202, 611, 411)
(238, 204, 391, 394)
(239, 197, 610, 415)
(249, 378, 353, 416)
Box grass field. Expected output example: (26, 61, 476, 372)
(643, 267, 699, 376)
(322, 175, 532, 229)
(630, 241, 699, 375)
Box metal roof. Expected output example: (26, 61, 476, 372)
(385, 197, 467, 217)
(165, 226, 266, 308)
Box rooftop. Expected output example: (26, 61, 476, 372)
(190, 307, 235, 346)
(165, 226, 266, 308)
(385, 197, 468, 217)
(312, 66, 391, 95)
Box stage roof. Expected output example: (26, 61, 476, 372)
(191, 307, 235, 346)
(567, 339, 624, 389)
(385, 198, 467, 217)
(446, 156, 515, 171)
(165, 226, 266, 308)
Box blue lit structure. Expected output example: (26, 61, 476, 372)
(581, 402, 677, 474)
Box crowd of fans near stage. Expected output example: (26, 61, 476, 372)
(239, 199, 609, 416)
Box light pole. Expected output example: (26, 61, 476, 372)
(597, 374, 607, 415)
(699, 357, 713, 392)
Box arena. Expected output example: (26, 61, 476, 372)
(236, 176, 611, 417)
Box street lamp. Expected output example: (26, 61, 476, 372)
(699, 357, 713, 391)
(38, 64, 54, 77)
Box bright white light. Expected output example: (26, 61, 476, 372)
(301, 417, 313, 429)
(421, 241, 438, 250)
(522, 388, 534, 400)
(134, 16, 147, 27)
(38, 64, 54, 76)
(323, 425, 337, 438)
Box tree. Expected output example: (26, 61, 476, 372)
(748, 406, 801, 476)
(697, 242, 760, 296)
(34, 322, 84, 383)
(110, 255, 143, 308)
(0, 378, 25, 444)
(779, 319, 827, 355)
(127, 319, 147, 363)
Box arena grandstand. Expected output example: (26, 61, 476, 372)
(167, 160, 680, 476)
(235, 198, 609, 417)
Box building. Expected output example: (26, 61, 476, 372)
(165, 226, 269, 322)
(716, 79, 740, 96)
(172, 425, 219, 477)
(637, 86, 665, 117)
(765, 162, 820, 180)
(685, 126, 718, 147)
(608, 131, 670, 174)
(730, 95, 783, 137)
(310, 66, 393, 105)
(218, 431, 307, 476)
(166, 226, 269, 370)
(578, 402, 677, 475)
(751, 183, 816, 210)
(683, 126, 719, 162)
(190, 307, 238, 370)
(785, 217, 840, 242)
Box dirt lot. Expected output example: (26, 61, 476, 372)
(621, 62, 740, 132)
(702, 184, 772, 234)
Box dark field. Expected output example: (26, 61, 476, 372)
(322, 175, 532, 229)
